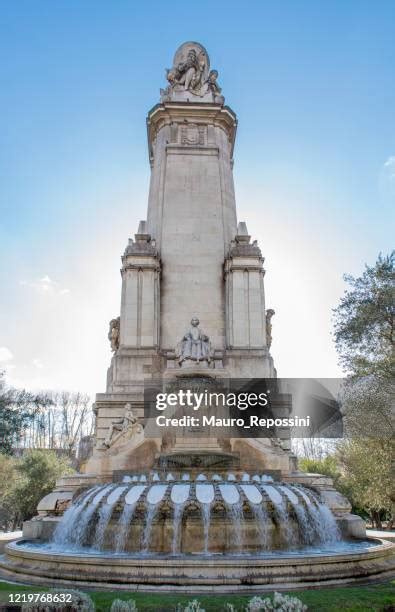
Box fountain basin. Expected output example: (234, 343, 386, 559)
(2, 538, 394, 592)
(5, 473, 391, 592)
(46, 477, 342, 555)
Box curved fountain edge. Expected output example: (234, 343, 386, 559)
(1, 537, 394, 593)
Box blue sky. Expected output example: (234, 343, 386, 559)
(0, 1, 394, 393)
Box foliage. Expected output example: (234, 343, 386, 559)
(14, 450, 74, 522)
(17, 389, 93, 456)
(340, 375, 394, 440)
(291, 437, 337, 462)
(298, 455, 340, 484)
(0, 453, 18, 530)
(331, 253, 395, 528)
(110, 599, 138, 612)
(337, 438, 393, 528)
(245, 593, 307, 611)
(0, 371, 94, 459)
(0, 371, 53, 455)
(0, 450, 74, 529)
(333, 251, 394, 378)
(336, 374, 394, 526)
(40, 390, 93, 456)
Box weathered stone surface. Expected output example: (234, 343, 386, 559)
(3, 538, 395, 590)
(37, 491, 73, 514)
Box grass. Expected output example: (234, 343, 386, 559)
(0, 579, 394, 611)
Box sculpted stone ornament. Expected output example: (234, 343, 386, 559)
(161, 41, 224, 104)
(266, 309, 275, 349)
(102, 403, 141, 448)
(176, 317, 214, 366)
(108, 317, 120, 352)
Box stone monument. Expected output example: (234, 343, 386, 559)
(75, 39, 287, 478)
(7, 43, 390, 592)
(29, 40, 352, 508)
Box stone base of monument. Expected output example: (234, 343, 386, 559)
(2, 538, 394, 592)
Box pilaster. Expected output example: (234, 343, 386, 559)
(225, 223, 267, 349)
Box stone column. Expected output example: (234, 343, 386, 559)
(225, 223, 266, 349)
(120, 222, 160, 349)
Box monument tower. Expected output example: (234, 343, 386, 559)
(87, 41, 283, 476)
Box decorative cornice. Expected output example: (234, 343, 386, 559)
(146, 103, 237, 165)
(228, 243, 263, 258)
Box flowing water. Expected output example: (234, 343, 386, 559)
(250, 503, 270, 550)
(225, 501, 244, 551)
(92, 486, 127, 550)
(141, 503, 157, 552)
(50, 474, 343, 555)
(172, 502, 186, 554)
(201, 503, 211, 554)
(115, 502, 136, 553)
(53, 486, 99, 546)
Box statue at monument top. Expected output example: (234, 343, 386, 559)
(160, 41, 224, 104)
(176, 317, 214, 366)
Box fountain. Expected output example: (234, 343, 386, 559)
(2, 41, 394, 591)
(48, 474, 342, 555)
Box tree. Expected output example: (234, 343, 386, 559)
(0, 372, 53, 455)
(337, 438, 393, 529)
(0, 454, 18, 531)
(331, 252, 395, 529)
(336, 375, 394, 528)
(12, 450, 74, 524)
(55, 391, 92, 456)
(298, 455, 341, 485)
(340, 375, 394, 441)
(333, 252, 394, 378)
(292, 437, 337, 461)
(1, 371, 94, 456)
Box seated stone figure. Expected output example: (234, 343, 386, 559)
(176, 317, 214, 365)
(167, 49, 205, 94)
(103, 403, 138, 448)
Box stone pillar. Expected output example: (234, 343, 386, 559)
(225, 223, 266, 349)
(120, 222, 160, 349)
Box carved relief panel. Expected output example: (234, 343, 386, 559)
(180, 123, 206, 146)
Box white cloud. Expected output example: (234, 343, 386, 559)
(0, 346, 14, 362)
(384, 155, 395, 172)
(40, 275, 52, 284)
(32, 358, 44, 369)
(19, 275, 70, 296)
